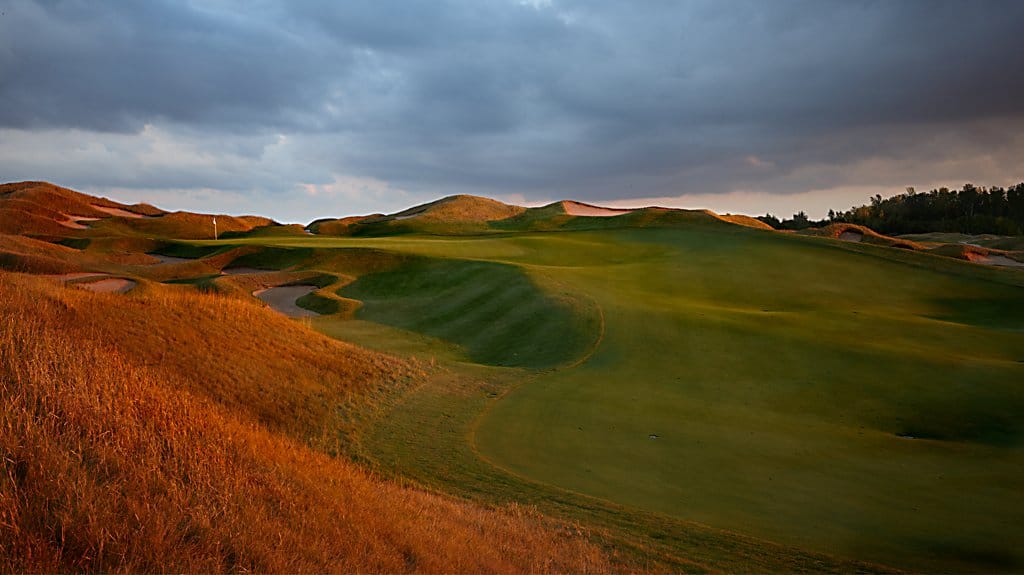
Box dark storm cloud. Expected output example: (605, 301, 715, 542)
(0, 0, 347, 132)
(1, 0, 1023, 205)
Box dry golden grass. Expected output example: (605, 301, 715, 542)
(90, 212, 275, 240)
(0, 234, 95, 275)
(15, 275, 415, 445)
(1, 181, 163, 217)
(800, 222, 924, 249)
(309, 215, 383, 235)
(707, 212, 775, 230)
(0, 207, 81, 238)
(0, 272, 613, 573)
(390, 195, 526, 222)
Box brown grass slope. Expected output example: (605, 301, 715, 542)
(0, 234, 99, 274)
(0, 273, 611, 573)
(16, 275, 411, 444)
(0, 182, 276, 241)
(389, 194, 526, 222)
(0, 181, 163, 218)
(706, 211, 775, 230)
(307, 214, 384, 235)
(798, 222, 924, 249)
(87, 211, 275, 240)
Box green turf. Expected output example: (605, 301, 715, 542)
(338, 257, 600, 368)
(207, 221, 1024, 573)
(899, 232, 1024, 251)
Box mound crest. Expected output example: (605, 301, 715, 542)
(388, 194, 526, 222)
(554, 200, 635, 217)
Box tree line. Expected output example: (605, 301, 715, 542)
(758, 183, 1024, 235)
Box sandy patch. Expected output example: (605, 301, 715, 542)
(838, 231, 863, 242)
(253, 285, 319, 317)
(968, 254, 1024, 268)
(79, 278, 136, 294)
(148, 254, 192, 265)
(562, 201, 634, 217)
(393, 213, 421, 221)
(58, 213, 101, 229)
(57, 218, 89, 229)
(223, 267, 275, 275)
(40, 272, 110, 282)
(91, 204, 146, 219)
(63, 213, 101, 222)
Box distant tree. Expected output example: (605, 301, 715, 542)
(824, 182, 1024, 235)
(789, 211, 811, 230)
(757, 213, 782, 229)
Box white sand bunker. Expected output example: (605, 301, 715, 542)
(41, 272, 110, 282)
(967, 253, 1024, 268)
(839, 231, 863, 242)
(223, 267, 276, 275)
(57, 216, 89, 229)
(253, 285, 319, 317)
(91, 204, 146, 219)
(79, 278, 136, 294)
(148, 254, 192, 265)
(562, 201, 634, 217)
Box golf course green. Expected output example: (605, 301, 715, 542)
(221, 216, 1023, 573)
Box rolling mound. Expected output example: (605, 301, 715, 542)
(339, 257, 600, 368)
(707, 211, 775, 230)
(390, 194, 526, 222)
(799, 222, 924, 249)
(306, 214, 383, 235)
(0, 273, 610, 573)
(309, 196, 527, 236)
(0, 234, 92, 274)
(556, 200, 635, 217)
(1, 181, 164, 219)
(87, 211, 275, 240)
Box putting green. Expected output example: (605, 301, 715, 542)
(220, 223, 1024, 572)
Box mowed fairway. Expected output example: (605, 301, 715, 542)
(229, 222, 1024, 572)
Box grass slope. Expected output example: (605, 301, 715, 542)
(0, 273, 612, 573)
(228, 223, 1024, 573)
(339, 257, 599, 368)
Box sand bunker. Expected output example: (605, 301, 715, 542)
(253, 285, 319, 318)
(57, 218, 89, 229)
(838, 231, 863, 242)
(148, 254, 192, 265)
(79, 278, 136, 294)
(41, 272, 110, 282)
(562, 201, 634, 217)
(91, 204, 146, 219)
(223, 267, 275, 275)
(41, 272, 135, 294)
(968, 254, 1024, 268)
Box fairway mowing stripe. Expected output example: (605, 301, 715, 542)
(464, 279, 605, 489)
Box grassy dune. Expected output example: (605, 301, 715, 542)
(0, 273, 612, 573)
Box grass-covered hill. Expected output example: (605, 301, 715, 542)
(0, 272, 611, 573)
(4, 180, 1024, 573)
(0, 181, 276, 241)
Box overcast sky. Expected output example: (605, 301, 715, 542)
(2, 1, 1023, 222)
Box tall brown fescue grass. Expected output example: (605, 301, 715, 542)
(0, 272, 612, 573)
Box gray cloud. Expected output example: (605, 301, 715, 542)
(1, 0, 1023, 215)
